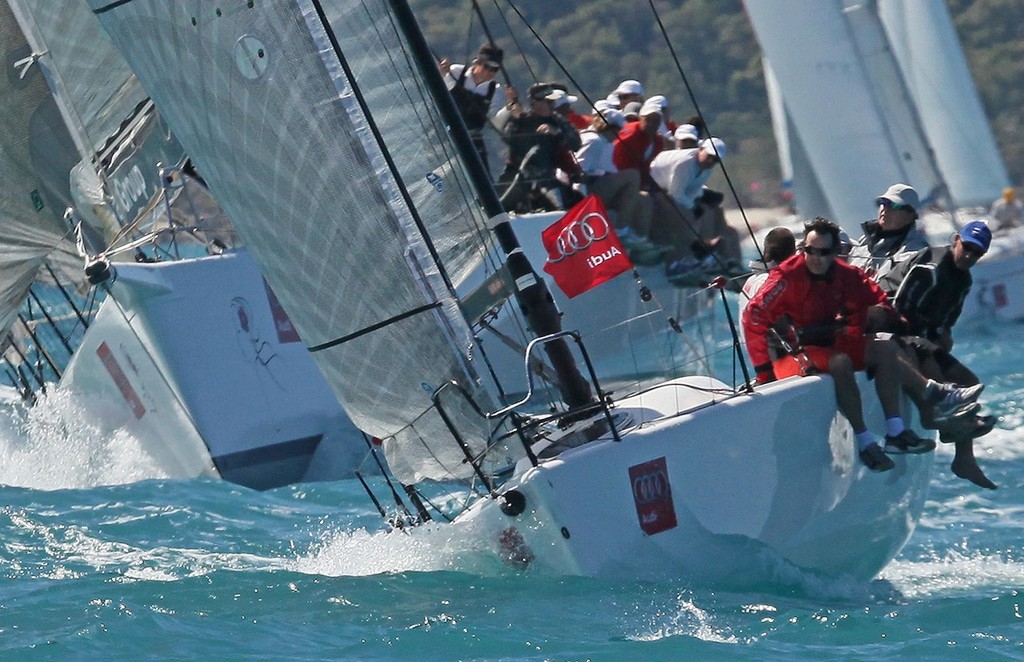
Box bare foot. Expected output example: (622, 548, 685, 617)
(951, 457, 997, 490)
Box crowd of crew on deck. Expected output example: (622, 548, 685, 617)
(441, 43, 743, 285)
(443, 43, 1019, 490)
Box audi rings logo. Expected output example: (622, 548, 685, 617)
(548, 212, 611, 263)
(632, 470, 669, 505)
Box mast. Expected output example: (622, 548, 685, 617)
(390, 0, 592, 408)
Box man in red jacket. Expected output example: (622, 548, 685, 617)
(743, 217, 979, 472)
(612, 98, 664, 188)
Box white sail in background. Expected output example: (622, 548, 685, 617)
(877, 0, 1009, 208)
(745, 0, 947, 230)
(762, 58, 834, 221)
(0, 2, 82, 342)
(88, 0, 513, 483)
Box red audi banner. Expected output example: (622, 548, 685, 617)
(541, 195, 633, 298)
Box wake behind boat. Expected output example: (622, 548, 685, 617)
(86, 0, 934, 582)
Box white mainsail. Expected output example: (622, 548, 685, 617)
(745, 0, 947, 230)
(877, 0, 1009, 208)
(87, 0, 515, 483)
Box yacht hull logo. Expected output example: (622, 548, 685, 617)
(629, 457, 677, 535)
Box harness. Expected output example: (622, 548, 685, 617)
(451, 67, 496, 132)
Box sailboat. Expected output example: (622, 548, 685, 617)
(86, 0, 934, 581)
(1, 0, 365, 489)
(747, 0, 1024, 323)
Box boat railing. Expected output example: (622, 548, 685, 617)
(430, 330, 622, 491)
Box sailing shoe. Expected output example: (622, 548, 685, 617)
(859, 443, 895, 472)
(939, 415, 997, 443)
(931, 382, 984, 420)
(932, 400, 981, 425)
(884, 429, 936, 455)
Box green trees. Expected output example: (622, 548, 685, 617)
(415, 0, 1023, 204)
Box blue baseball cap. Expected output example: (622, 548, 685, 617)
(959, 220, 992, 253)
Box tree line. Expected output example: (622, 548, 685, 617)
(413, 0, 1024, 208)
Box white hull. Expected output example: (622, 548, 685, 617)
(460, 374, 932, 582)
(60, 250, 364, 489)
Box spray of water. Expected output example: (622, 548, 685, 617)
(0, 386, 170, 489)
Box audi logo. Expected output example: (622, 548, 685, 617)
(633, 470, 669, 504)
(548, 212, 611, 263)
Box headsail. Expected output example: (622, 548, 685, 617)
(7, 0, 185, 240)
(0, 1, 82, 342)
(88, 0, 516, 483)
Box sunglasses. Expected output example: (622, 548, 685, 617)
(878, 198, 912, 211)
(803, 246, 836, 257)
(959, 239, 985, 258)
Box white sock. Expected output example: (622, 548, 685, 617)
(885, 416, 905, 438)
(855, 429, 875, 451)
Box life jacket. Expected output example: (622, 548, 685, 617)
(450, 67, 496, 132)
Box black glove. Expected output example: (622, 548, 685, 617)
(692, 202, 705, 218)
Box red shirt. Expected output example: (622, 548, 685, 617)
(612, 121, 663, 185)
(742, 254, 892, 370)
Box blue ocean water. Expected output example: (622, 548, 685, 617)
(2, 319, 1023, 660)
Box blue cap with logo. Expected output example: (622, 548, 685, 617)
(959, 220, 992, 253)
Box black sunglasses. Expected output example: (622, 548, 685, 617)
(803, 246, 836, 257)
(878, 198, 912, 211)
(959, 238, 985, 258)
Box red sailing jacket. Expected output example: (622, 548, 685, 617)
(612, 121, 663, 186)
(742, 253, 892, 370)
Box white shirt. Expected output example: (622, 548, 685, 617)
(574, 130, 617, 176)
(649, 148, 713, 208)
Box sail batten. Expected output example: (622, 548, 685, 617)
(88, 0, 509, 483)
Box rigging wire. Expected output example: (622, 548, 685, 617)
(490, 0, 537, 83)
(645, 0, 765, 265)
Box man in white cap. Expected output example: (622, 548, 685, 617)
(612, 79, 645, 108)
(649, 136, 742, 280)
(848, 183, 929, 283)
(644, 94, 677, 141)
(673, 123, 699, 149)
(549, 89, 590, 131)
(611, 98, 665, 188)
(574, 107, 654, 255)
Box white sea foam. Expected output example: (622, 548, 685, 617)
(0, 386, 169, 489)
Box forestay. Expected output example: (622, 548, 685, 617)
(89, 0, 510, 483)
